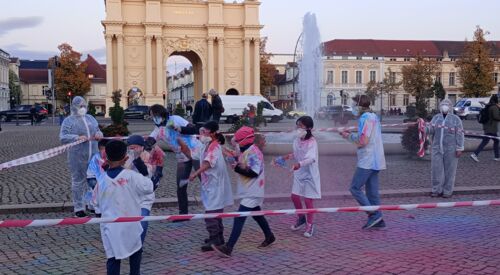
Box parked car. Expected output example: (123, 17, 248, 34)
(453, 97, 488, 120)
(124, 105, 150, 120)
(316, 106, 354, 121)
(220, 95, 284, 123)
(286, 110, 307, 119)
(0, 105, 47, 122)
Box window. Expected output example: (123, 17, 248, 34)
(369, 71, 376, 82)
(403, 94, 409, 106)
(326, 70, 334, 84)
(355, 71, 362, 84)
(327, 94, 334, 106)
(389, 58, 397, 62)
(449, 72, 456, 86)
(390, 94, 396, 106)
(436, 72, 442, 83)
(356, 56, 362, 60)
(262, 102, 274, 110)
(436, 58, 443, 62)
(403, 58, 410, 62)
(270, 87, 276, 97)
(373, 57, 379, 60)
(450, 58, 456, 61)
(493, 72, 499, 84)
(341, 71, 348, 84)
(390, 72, 397, 83)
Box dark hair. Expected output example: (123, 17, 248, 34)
(352, 95, 371, 108)
(203, 120, 219, 133)
(98, 139, 109, 149)
(296, 116, 314, 140)
(489, 94, 498, 105)
(105, 140, 127, 162)
(150, 104, 168, 119)
(216, 133, 225, 145)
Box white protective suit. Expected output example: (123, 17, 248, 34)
(60, 96, 103, 212)
(427, 99, 464, 196)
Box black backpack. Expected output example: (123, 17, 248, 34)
(478, 105, 490, 124)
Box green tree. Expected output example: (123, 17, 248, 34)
(52, 43, 91, 103)
(259, 37, 277, 97)
(8, 69, 22, 108)
(432, 80, 446, 110)
(457, 26, 495, 97)
(402, 56, 439, 118)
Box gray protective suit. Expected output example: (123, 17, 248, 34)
(59, 97, 103, 212)
(427, 99, 464, 196)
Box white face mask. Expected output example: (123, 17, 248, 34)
(296, 128, 307, 139)
(78, 107, 87, 116)
(153, 116, 163, 125)
(440, 105, 450, 114)
(199, 135, 212, 144)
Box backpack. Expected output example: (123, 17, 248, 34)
(478, 105, 490, 124)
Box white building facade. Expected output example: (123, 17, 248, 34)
(0, 49, 10, 111)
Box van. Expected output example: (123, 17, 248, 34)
(219, 95, 283, 123)
(453, 97, 489, 120)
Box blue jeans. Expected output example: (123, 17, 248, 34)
(140, 208, 150, 244)
(106, 248, 142, 275)
(226, 205, 273, 249)
(349, 167, 382, 217)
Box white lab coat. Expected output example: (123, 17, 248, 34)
(292, 137, 321, 199)
(93, 169, 154, 259)
(200, 141, 233, 211)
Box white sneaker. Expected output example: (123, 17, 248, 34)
(303, 223, 314, 238)
(494, 158, 500, 161)
(470, 154, 479, 162)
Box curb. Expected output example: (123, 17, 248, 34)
(1, 186, 500, 215)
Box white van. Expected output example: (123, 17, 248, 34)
(219, 95, 284, 123)
(453, 97, 489, 120)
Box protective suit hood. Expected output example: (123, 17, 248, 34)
(439, 99, 452, 108)
(71, 96, 88, 116)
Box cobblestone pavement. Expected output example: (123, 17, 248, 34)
(0, 121, 499, 205)
(0, 194, 499, 274)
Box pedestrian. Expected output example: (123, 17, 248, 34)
(185, 102, 193, 117)
(125, 135, 155, 244)
(58, 106, 65, 126)
(86, 139, 109, 215)
(92, 140, 153, 275)
(470, 95, 500, 162)
(60, 96, 103, 217)
(192, 93, 212, 129)
(189, 121, 233, 252)
(209, 89, 224, 123)
(212, 126, 276, 258)
(398, 108, 402, 116)
(284, 116, 321, 237)
(149, 104, 202, 215)
(340, 95, 386, 229)
(248, 104, 256, 126)
(424, 99, 464, 198)
(30, 104, 36, 126)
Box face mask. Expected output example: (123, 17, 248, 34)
(200, 135, 212, 144)
(351, 106, 359, 117)
(78, 107, 87, 116)
(153, 116, 163, 125)
(440, 105, 450, 114)
(296, 128, 307, 139)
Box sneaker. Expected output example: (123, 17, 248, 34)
(362, 213, 382, 229)
(303, 223, 315, 238)
(442, 194, 453, 199)
(430, 192, 441, 198)
(371, 219, 386, 229)
(290, 215, 306, 231)
(470, 154, 479, 162)
(201, 243, 214, 252)
(258, 234, 276, 248)
(74, 211, 87, 218)
(212, 244, 232, 258)
(494, 158, 500, 161)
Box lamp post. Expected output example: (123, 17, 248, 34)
(14, 80, 20, 126)
(379, 81, 384, 122)
(292, 32, 303, 110)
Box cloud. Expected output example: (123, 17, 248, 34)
(0, 16, 44, 36)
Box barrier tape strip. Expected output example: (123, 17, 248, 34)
(1, 199, 499, 228)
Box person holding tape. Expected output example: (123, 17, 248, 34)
(60, 96, 103, 218)
(425, 99, 464, 198)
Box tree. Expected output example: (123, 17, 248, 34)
(101, 90, 129, 137)
(457, 26, 495, 97)
(8, 69, 22, 108)
(432, 80, 446, 110)
(365, 68, 401, 108)
(52, 43, 91, 103)
(259, 37, 277, 97)
(402, 55, 439, 118)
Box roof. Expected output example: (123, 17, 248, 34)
(20, 60, 49, 69)
(82, 54, 106, 83)
(323, 39, 500, 58)
(19, 69, 48, 84)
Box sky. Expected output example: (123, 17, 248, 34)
(1, 0, 500, 73)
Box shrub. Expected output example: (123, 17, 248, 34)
(88, 102, 97, 117)
(102, 90, 129, 137)
(173, 103, 185, 117)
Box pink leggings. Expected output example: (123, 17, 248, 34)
(291, 194, 315, 224)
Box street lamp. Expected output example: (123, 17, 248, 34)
(14, 80, 20, 126)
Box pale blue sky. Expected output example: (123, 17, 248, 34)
(1, 0, 499, 72)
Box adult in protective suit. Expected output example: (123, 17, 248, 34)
(60, 96, 103, 217)
(426, 99, 464, 198)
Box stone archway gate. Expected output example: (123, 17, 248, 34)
(102, 0, 263, 109)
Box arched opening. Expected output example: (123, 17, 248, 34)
(127, 87, 144, 106)
(166, 51, 203, 112)
(226, 88, 239, 95)
(327, 94, 334, 106)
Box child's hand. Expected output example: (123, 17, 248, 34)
(188, 173, 197, 182)
(292, 163, 301, 171)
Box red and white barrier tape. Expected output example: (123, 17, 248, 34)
(427, 122, 500, 140)
(0, 140, 85, 171)
(1, 199, 499, 228)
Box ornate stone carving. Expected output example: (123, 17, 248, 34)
(128, 47, 141, 64)
(126, 71, 144, 87)
(162, 37, 207, 61)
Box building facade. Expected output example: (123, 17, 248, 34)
(0, 49, 10, 111)
(102, 0, 263, 112)
(166, 67, 195, 107)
